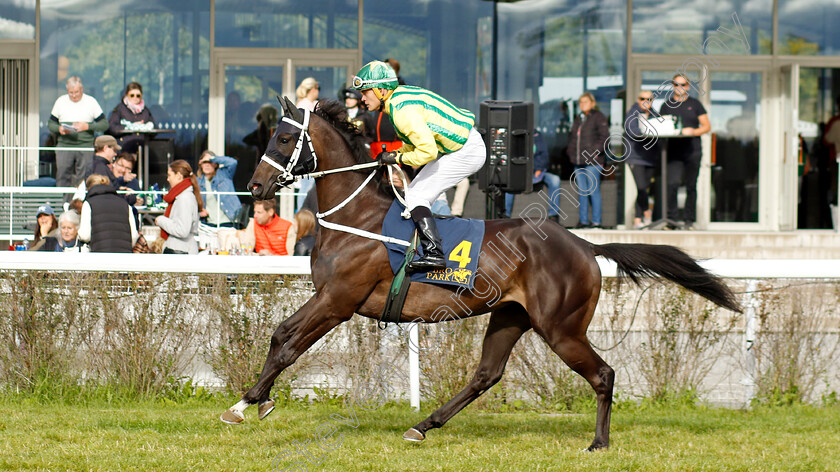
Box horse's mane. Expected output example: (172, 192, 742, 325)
(314, 100, 373, 166)
(314, 99, 396, 197)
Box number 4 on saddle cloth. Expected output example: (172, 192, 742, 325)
(382, 200, 485, 290)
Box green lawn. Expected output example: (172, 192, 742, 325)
(0, 397, 837, 471)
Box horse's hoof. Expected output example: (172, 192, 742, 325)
(585, 442, 608, 452)
(220, 409, 245, 424)
(258, 399, 275, 420)
(403, 427, 425, 442)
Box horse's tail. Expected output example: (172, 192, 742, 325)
(592, 243, 742, 313)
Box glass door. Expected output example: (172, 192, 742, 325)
(223, 65, 285, 192)
(707, 71, 762, 224)
(210, 49, 358, 218)
(630, 62, 770, 229)
(792, 67, 840, 229)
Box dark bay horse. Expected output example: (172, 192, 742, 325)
(221, 97, 741, 451)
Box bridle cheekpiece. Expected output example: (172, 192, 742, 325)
(259, 107, 318, 186)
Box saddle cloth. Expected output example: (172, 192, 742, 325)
(381, 200, 485, 289)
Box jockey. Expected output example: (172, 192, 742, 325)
(351, 60, 486, 273)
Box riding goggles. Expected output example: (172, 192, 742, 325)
(351, 76, 396, 90)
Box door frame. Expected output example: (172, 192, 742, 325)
(209, 48, 359, 155)
(627, 55, 775, 230)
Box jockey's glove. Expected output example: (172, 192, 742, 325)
(376, 151, 399, 166)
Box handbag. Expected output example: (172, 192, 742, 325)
(132, 234, 151, 254)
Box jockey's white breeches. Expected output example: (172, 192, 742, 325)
(404, 127, 486, 211)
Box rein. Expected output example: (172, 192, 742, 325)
(264, 108, 412, 247)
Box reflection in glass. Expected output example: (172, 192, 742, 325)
(215, 0, 358, 49)
(797, 68, 840, 229)
(363, 0, 492, 113)
(498, 0, 626, 180)
(294, 66, 347, 106)
(632, 0, 771, 55)
(224, 66, 283, 192)
(0, 0, 35, 40)
(778, 1, 840, 55)
(709, 72, 760, 223)
(39, 2, 211, 176)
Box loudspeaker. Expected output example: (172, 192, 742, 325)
(147, 138, 174, 189)
(477, 101, 534, 194)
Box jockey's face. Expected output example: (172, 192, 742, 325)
(361, 89, 382, 111)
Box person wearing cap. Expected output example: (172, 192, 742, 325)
(350, 60, 485, 273)
(196, 150, 242, 227)
(88, 134, 121, 177)
(28, 204, 59, 251)
(48, 76, 109, 190)
(342, 87, 370, 134)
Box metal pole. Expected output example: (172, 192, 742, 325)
(742, 279, 757, 408)
(409, 323, 420, 411)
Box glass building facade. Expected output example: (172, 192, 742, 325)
(2, 0, 840, 230)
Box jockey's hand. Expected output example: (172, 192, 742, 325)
(376, 151, 399, 166)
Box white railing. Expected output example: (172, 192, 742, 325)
(1, 254, 838, 409)
(0, 186, 303, 242)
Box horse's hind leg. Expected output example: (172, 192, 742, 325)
(404, 305, 531, 441)
(537, 304, 615, 451)
(221, 296, 352, 424)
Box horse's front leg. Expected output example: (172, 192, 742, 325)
(220, 294, 353, 424)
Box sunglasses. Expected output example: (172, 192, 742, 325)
(638, 96, 652, 101)
(673, 82, 690, 87)
(128, 93, 142, 98)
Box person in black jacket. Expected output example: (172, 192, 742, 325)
(625, 90, 660, 228)
(108, 82, 155, 154)
(567, 92, 609, 228)
(78, 174, 138, 253)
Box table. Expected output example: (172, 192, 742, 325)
(124, 129, 176, 189)
(642, 125, 690, 230)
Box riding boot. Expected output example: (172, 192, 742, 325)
(408, 208, 446, 274)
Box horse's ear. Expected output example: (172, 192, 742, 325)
(284, 96, 304, 123)
(277, 95, 291, 116)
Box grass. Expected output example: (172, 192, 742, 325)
(0, 395, 838, 471)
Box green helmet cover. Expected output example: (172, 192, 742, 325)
(351, 61, 398, 91)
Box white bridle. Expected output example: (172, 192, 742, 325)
(258, 107, 412, 247)
(259, 108, 318, 186)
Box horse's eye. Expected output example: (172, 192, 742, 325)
(279, 137, 290, 145)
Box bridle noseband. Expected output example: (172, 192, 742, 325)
(259, 108, 318, 186)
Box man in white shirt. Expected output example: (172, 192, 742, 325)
(48, 75, 109, 190)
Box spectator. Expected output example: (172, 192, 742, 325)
(112, 152, 141, 194)
(85, 135, 121, 181)
(196, 150, 242, 228)
(28, 204, 59, 251)
(505, 131, 561, 221)
(659, 74, 711, 230)
(383, 58, 407, 85)
(155, 160, 203, 254)
(342, 88, 370, 135)
(108, 82, 155, 154)
(40, 210, 84, 252)
(625, 90, 660, 229)
(48, 75, 109, 190)
(352, 60, 485, 273)
(293, 209, 317, 256)
(242, 104, 279, 157)
(241, 199, 296, 256)
(295, 78, 320, 209)
(295, 77, 319, 112)
(567, 92, 609, 229)
(78, 174, 138, 253)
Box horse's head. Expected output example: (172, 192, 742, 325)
(248, 96, 318, 200)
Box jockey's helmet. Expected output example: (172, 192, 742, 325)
(351, 61, 399, 91)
